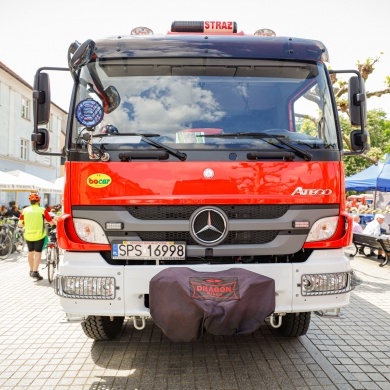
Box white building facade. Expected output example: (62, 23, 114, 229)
(0, 61, 67, 207)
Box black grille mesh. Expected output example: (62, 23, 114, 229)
(138, 230, 278, 245)
(127, 205, 288, 220)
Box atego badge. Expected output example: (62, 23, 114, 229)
(189, 277, 240, 301)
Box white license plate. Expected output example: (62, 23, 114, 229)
(111, 241, 186, 260)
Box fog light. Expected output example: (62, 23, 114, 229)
(55, 276, 116, 299)
(301, 272, 353, 296)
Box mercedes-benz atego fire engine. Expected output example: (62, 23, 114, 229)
(32, 21, 368, 341)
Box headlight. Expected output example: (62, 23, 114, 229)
(306, 216, 338, 242)
(73, 218, 109, 244)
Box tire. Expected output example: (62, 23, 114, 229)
(0, 233, 12, 260)
(14, 235, 25, 253)
(277, 312, 311, 337)
(81, 316, 125, 340)
(47, 248, 55, 283)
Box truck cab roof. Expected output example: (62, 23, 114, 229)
(93, 34, 329, 62)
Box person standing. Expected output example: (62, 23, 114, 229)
(18, 193, 56, 281)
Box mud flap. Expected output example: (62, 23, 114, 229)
(149, 267, 275, 342)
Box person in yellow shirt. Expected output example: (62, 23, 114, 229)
(18, 193, 57, 281)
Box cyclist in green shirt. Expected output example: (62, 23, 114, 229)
(18, 193, 57, 281)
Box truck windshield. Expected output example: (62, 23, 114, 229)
(72, 58, 338, 151)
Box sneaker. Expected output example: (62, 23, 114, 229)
(29, 271, 33, 277)
(31, 271, 43, 281)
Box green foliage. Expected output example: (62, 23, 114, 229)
(342, 109, 390, 177)
(297, 117, 317, 137)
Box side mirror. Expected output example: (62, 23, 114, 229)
(31, 66, 69, 157)
(70, 39, 95, 70)
(33, 72, 51, 125)
(349, 76, 366, 127)
(103, 85, 121, 113)
(350, 129, 370, 153)
(31, 128, 50, 152)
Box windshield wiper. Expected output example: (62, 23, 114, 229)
(92, 132, 187, 161)
(200, 132, 312, 161)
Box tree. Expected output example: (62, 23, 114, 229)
(341, 110, 390, 177)
(331, 54, 390, 176)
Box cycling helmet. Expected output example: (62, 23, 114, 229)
(29, 193, 41, 202)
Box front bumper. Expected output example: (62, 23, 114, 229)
(55, 248, 354, 317)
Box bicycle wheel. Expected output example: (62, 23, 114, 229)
(47, 247, 54, 283)
(55, 247, 60, 268)
(47, 246, 59, 283)
(0, 233, 12, 260)
(14, 233, 25, 253)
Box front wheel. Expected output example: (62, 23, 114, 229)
(0, 233, 12, 260)
(81, 316, 125, 340)
(276, 312, 311, 337)
(14, 234, 25, 253)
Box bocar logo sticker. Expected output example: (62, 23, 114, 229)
(87, 173, 112, 188)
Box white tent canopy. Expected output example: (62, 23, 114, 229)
(0, 170, 63, 194)
(52, 176, 65, 192)
(0, 170, 39, 192)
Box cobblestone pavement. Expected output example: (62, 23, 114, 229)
(0, 246, 389, 390)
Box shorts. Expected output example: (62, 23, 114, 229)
(26, 237, 45, 253)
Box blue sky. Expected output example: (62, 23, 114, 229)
(2, 0, 390, 113)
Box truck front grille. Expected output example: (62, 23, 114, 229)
(127, 204, 289, 220)
(138, 230, 278, 245)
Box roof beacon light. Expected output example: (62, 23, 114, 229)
(254, 28, 276, 37)
(131, 26, 154, 35)
(171, 21, 237, 34)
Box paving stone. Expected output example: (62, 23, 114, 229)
(1, 249, 390, 389)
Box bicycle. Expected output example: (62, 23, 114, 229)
(6, 217, 25, 253)
(0, 217, 13, 260)
(45, 226, 60, 283)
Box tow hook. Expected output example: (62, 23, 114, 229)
(131, 316, 147, 330)
(269, 313, 284, 328)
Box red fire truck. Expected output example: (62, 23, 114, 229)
(32, 21, 368, 342)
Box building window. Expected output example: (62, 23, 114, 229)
(20, 139, 28, 160)
(21, 98, 30, 120)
